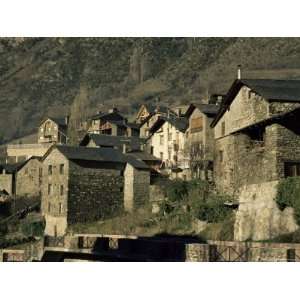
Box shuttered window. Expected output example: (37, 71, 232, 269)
(190, 117, 203, 133)
(285, 162, 300, 177)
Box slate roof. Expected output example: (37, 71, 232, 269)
(53, 145, 149, 169)
(149, 116, 189, 134)
(184, 103, 220, 118)
(211, 79, 300, 127)
(0, 156, 41, 174)
(79, 134, 145, 151)
(197, 104, 220, 116)
(126, 150, 162, 162)
(91, 111, 125, 121)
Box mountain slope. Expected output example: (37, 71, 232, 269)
(2, 37, 300, 142)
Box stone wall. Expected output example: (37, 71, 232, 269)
(68, 160, 124, 224)
(124, 163, 150, 212)
(234, 180, 298, 241)
(0, 173, 13, 194)
(15, 158, 42, 197)
(215, 123, 300, 195)
(41, 148, 69, 236)
(215, 86, 269, 139)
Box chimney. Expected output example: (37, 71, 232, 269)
(237, 65, 242, 80)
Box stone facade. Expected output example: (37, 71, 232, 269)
(15, 157, 42, 197)
(41, 146, 150, 237)
(235, 180, 298, 241)
(124, 164, 150, 212)
(0, 173, 13, 195)
(212, 79, 300, 241)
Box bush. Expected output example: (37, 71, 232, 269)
(275, 177, 300, 225)
(21, 221, 45, 237)
(196, 193, 232, 223)
(162, 179, 233, 223)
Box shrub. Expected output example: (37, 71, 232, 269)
(21, 221, 45, 237)
(275, 176, 300, 225)
(162, 179, 233, 223)
(196, 193, 232, 223)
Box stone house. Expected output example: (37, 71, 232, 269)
(38, 117, 69, 144)
(183, 103, 219, 180)
(211, 79, 300, 194)
(87, 108, 126, 135)
(86, 108, 140, 137)
(137, 105, 176, 138)
(211, 79, 300, 241)
(147, 116, 189, 179)
(0, 156, 42, 197)
(41, 145, 150, 237)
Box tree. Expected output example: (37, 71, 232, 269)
(68, 84, 90, 145)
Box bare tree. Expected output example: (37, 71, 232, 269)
(68, 84, 90, 145)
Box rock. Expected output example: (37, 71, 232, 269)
(234, 180, 298, 241)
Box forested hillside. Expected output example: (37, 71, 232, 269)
(2, 37, 300, 142)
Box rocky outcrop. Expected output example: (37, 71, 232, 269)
(234, 180, 298, 241)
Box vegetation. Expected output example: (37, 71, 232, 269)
(275, 176, 300, 225)
(3, 38, 300, 142)
(163, 179, 233, 223)
(70, 179, 235, 241)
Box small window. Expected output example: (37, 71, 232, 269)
(160, 135, 164, 146)
(160, 152, 163, 160)
(59, 164, 64, 174)
(150, 146, 154, 155)
(25, 168, 28, 175)
(168, 132, 172, 141)
(284, 162, 300, 178)
(219, 151, 224, 162)
(221, 122, 225, 136)
(60, 185, 64, 196)
(48, 202, 51, 213)
(48, 165, 52, 175)
(119, 187, 124, 192)
(59, 203, 63, 214)
(48, 184, 52, 195)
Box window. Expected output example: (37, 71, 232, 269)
(160, 152, 163, 160)
(168, 131, 172, 141)
(160, 135, 164, 146)
(48, 202, 51, 213)
(48, 184, 52, 195)
(284, 162, 300, 178)
(25, 168, 28, 175)
(59, 203, 63, 214)
(59, 164, 64, 174)
(60, 185, 64, 196)
(221, 122, 225, 136)
(219, 150, 224, 162)
(150, 146, 154, 155)
(48, 165, 52, 175)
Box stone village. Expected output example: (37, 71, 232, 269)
(1, 73, 300, 261)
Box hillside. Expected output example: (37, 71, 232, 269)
(2, 37, 300, 142)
